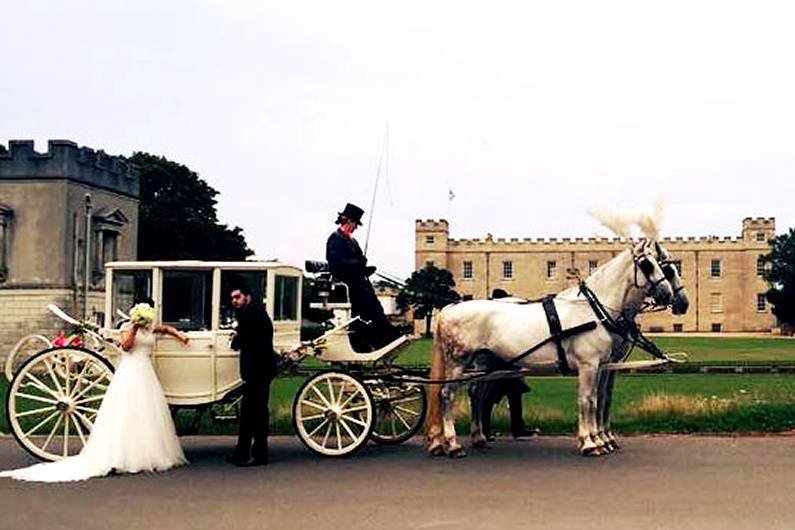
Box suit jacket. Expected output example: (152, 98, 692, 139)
(326, 229, 367, 282)
(231, 301, 277, 382)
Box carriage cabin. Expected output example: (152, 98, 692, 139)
(102, 261, 303, 405)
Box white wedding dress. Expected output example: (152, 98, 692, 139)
(0, 325, 187, 482)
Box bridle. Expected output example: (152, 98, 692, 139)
(654, 242, 686, 296)
(632, 242, 669, 295)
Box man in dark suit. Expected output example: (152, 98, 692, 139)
(326, 202, 402, 351)
(227, 283, 277, 466)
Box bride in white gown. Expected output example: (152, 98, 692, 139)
(0, 303, 188, 482)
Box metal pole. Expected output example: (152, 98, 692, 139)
(83, 193, 92, 321)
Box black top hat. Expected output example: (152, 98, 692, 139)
(336, 203, 365, 225)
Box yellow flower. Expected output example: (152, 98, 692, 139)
(130, 303, 155, 326)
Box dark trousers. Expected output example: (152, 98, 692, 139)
(235, 378, 272, 460)
(480, 380, 528, 437)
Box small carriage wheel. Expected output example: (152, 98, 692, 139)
(293, 372, 374, 457)
(368, 381, 427, 445)
(6, 347, 114, 462)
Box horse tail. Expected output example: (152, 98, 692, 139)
(426, 311, 446, 441)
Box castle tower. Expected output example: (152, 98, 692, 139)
(415, 219, 449, 270)
(0, 140, 139, 357)
(742, 217, 776, 244)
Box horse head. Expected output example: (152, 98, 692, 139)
(632, 240, 674, 307)
(654, 241, 690, 315)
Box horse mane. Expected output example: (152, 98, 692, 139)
(589, 198, 665, 240)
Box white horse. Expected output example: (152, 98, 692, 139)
(426, 239, 674, 457)
(591, 239, 690, 452)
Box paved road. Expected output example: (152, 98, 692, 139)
(1, 434, 794, 530)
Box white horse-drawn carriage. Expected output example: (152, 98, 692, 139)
(4, 260, 426, 461)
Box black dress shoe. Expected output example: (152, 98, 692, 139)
(512, 427, 541, 439)
(234, 457, 268, 467)
(225, 454, 249, 464)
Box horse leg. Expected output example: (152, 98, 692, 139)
(576, 365, 606, 456)
(469, 382, 489, 449)
(594, 368, 614, 453)
(441, 379, 465, 457)
(602, 370, 620, 451)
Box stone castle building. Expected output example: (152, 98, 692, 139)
(0, 140, 139, 356)
(415, 217, 777, 333)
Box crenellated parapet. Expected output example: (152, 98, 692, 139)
(0, 140, 139, 198)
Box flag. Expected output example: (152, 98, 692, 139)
(448, 188, 456, 202)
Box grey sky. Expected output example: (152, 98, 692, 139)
(2, 0, 794, 278)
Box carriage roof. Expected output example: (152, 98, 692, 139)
(105, 260, 303, 274)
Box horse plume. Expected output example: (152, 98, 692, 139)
(590, 199, 665, 240)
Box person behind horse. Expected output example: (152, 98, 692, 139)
(226, 283, 277, 466)
(326, 202, 402, 351)
(474, 288, 539, 440)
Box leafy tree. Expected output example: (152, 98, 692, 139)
(130, 153, 253, 260)
(762, 228, 795, 327)
(396, 264, 460, 336)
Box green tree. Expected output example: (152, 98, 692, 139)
(762, 228, 795, 327)
(130, 152, 253, 260)
(396, 264, 460, 336)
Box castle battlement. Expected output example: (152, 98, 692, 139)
(0, 140, 139, 198)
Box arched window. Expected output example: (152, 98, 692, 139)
(0, 204, 13, 282)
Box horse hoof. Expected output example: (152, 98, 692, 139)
(448, 447, 467, 458)
(472, 437, 488, 449)
(580, 445, 605, 457)
(428, 441, 445, 457)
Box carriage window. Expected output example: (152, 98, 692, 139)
(275, 275, 299, 321)
(161, 270, 212, 331)
(111, 270, 152, 327)
(462, 261, 473, 279)
(219, 271, 267, 329)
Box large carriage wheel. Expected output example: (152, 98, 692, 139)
(293, 372, 374, 457)
(6, 347, 114, 461)
(368, 381, 427, 445)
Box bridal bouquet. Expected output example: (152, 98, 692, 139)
(130, 303, 155, 326)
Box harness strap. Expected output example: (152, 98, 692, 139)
(542, 296, 571, 375)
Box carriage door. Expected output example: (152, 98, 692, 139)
(157, 269, 214, 404)
(216, 270, 268, 391)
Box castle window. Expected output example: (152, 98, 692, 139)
(462, 261, 473, 279)
(710, 259, 722, 278)
(757, 257, 766, 277)
(588, 260, 598, 275)
(673, 324, 683, 332)
(711, 323, 722, 333)
(546, 260, 557, 279)
(756, 232, 766, 242)
(425, 235, 435, 245)
(0, 205, 12, 283)
(756, 294, 767, 312)
(93, 229, 120, 282)
(502, 261, 513, 279)
(710, 293, 722, 313)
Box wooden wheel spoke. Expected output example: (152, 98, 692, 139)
(15, 405, 55, 419)
(321, 422, 333, 448)
(341, 404, 369, 414)
(44, 359, 66, 396)
(310, 385, 332, 408)
(41, 414, 63, 452)
(72, 376, 109, 402)
(75, 405, 100, 415)
(74, 394, 105, 406)
(335, 422, 342, 450)
(16, 392, 58, 405)
(23, 373, 62, 399)
(301, 399, 328, 412)
(338, 417, 359, 441)
(23, 410, 60, 437)
(306, 418, 330, 438)
(70, 414, 87, 447)
(394, 405, 421, 417)
(339, 414, 367, 428)
(338, 390, 360, 410)
(392, 408, 412, 430)
(301, 412, 326, 422)
(73, 410, 95, 432)
(63, 413, 70, 457)
(67, 360, 94, 398)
